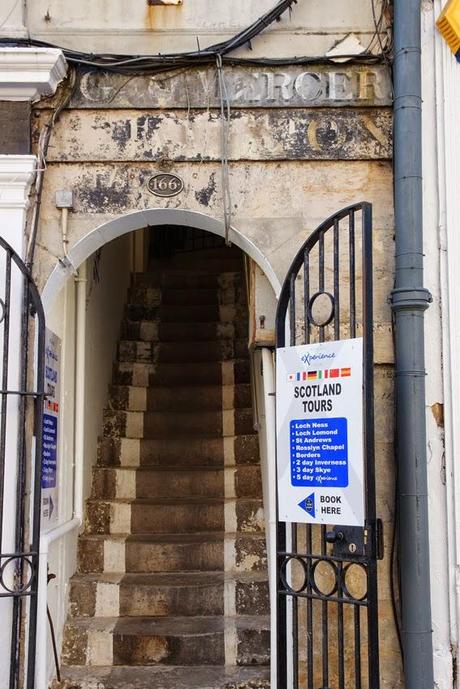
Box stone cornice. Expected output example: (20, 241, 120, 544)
(0, 48, 67, 101)
(0, 155, 36, 209)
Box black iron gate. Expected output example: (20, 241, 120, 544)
(275, 203, 381, 689)
(0, 237, 45, 689)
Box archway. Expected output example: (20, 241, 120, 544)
(38, 208, 280, 689)
(42, 209, 281, 312)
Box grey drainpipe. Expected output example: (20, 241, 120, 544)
(391, 1, 434, 688)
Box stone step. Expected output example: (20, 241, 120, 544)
(108, 383, 252, 412)
(76, 532, 267, 575)
(132, 270, 244, 290)
(58, 664, 270, 689)
(68, 572, 269, 618)
(116, 339, 247, 364)
(129, 287, 220, 308)
(61, 615, 270, 667)
(85, 498, 264, 535)
(112, 359, 250, 388)
(162, 288, 219, 306)
(158, 256, 244, 272)
(97, 434, 259, 469)
(91, 465, 262, 501)
(125, 303, 245, 324)
(121, 319, 247, 343)
(127, 285, 244, 309)
(132, 271, 221, 289)
(102, 408, 254, 439)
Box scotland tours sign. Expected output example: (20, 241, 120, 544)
(276, 338, 364, 526)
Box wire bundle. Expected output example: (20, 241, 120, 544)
(0, 0, 390, 75)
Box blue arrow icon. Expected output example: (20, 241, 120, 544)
(299, 493, 315, 518)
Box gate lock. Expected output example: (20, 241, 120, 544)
(325, 521, 384, 559)
(325, 526, 365, 558)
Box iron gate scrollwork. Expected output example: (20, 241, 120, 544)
(0, 237, 45, 689)
(275, 203, 380, 689)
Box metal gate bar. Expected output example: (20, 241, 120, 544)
(0, 236, 45, 689)
(275, 202, 380, 689)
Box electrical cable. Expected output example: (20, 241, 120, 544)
(216, 54, 232, 247)
(26, 68, 77, 269)
(0, 0, 299, 73)
(0, 0, 390, 75)
(46, 573, 61, 683)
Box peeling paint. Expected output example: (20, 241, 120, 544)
(195, 173, 217, 206)
(41, 108, 392, 163)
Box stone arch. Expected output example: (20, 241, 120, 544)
(42, 208, 280, 312)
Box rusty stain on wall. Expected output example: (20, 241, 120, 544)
(431, 402, 444, 428)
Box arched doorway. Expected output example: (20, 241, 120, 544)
(38, 210, 280, 689)
(42, 209, 280, 312)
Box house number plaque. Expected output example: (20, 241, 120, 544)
(148, 173, 184, 197)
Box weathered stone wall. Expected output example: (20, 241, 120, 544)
(32, 58, 400, 688)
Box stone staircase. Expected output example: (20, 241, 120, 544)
(59, 246, 270, 689)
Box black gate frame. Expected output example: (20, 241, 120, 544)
(0, 236, 46, 689)
(275, 202, 381, 689)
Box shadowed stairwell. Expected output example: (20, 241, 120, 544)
(58, 236, 270, 689)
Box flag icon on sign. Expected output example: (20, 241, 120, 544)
(287, 373, 296, 382)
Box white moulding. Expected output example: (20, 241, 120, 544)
(0, 155, 36, 210)
(0, 48, 67, 101)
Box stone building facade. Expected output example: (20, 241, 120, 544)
(0, 2, 417, 689)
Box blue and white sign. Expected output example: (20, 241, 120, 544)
(41, 328, 61, 526)
(276, 338, 364, 526)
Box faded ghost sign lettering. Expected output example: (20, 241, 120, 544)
(74, 65, 392, 109)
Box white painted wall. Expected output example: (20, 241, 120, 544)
(82, 235, 132, 502)
(41, 233, 131, 685)
(421, 2, 460, 686)
(16, 0, 386, 57)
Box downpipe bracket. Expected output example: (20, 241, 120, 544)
(390, 286, 432, 312)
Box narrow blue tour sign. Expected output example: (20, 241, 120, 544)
(41, 328, 61, 526)
(276, 338, 364, 526)
(289, 417, 348, 487)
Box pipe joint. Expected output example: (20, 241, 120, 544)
(390, 286, 432, 312)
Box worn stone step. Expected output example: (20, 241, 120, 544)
(91, 466, 224, 500)
(76, 532, 267, 575)
(69, 571, 269, 618)
(62, 616, 224, 666)
(125, 303, 244, 324)
(112, 359, 250, 387)
(161, 288, 218, 306)
(109, 383, 252, 412)
(116, 339, 247, 364)
(58, 664, 270, 689)
(102, 408, 254, 439)
(91, 465, 262, 500)
(161, 256, 244, 272)
(97, 434, 259, 469)
(132, 272, 219, 290)
(85, 498, 264, 536)
(121, 320, 240, 343)
(127, 285, 243, 309)
(62, 615, 269, 667)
